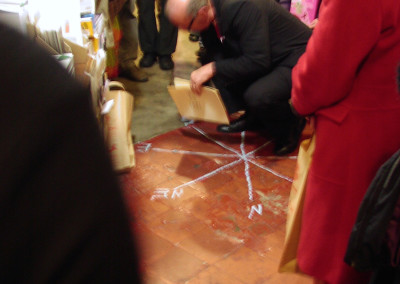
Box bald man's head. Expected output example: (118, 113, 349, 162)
(165, 0, 191, 27)
(165, 0, 212, 32)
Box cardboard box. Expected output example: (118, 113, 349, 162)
(63, 38, 91, 86)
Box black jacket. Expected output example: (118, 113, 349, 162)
(345, 149, 400, 273)
(200, 0, 311, 83)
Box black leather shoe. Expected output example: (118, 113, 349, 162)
(189, 33, 200, 42)
(158, 55, 174, 70)
(217, 116, 248, 133)
(139, 53, 157, 68)
(274, 118, 306, 156)
(196, 47, 212, 65)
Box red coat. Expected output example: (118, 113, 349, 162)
(291, 0, 400, 283)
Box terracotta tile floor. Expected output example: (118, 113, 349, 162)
(120, 121, 314, 283)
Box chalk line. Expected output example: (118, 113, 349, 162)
(240, 131, 254, 201)
(151, 147, 238, 158)
(192, 125, 242, 156)
(249, 159, 293, 182)
(172, 158, 243, 191)
(245, 140, 272, 157)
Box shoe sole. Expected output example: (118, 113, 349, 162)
(159, 65, 174, 70)
(139, 62, 156, 68)
(139, 57, 157, 68)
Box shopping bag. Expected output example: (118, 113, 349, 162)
(103, 81, 135, 173)
(278, 133, 316, 273)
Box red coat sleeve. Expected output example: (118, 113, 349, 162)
(291, 0, 382, 116)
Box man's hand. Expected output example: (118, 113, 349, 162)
(190, 62, 216, 94)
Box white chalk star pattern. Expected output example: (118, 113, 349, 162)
(136, 124, 296, 220)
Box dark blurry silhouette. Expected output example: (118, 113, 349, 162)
(0, 23, 142, 283)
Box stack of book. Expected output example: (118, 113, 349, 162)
(36, 28, 68, 54)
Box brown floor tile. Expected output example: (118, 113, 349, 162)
(212, 174, 256, 202)
(245, 229, 286, 260)
(253, 186, 290, 220)
(264, 272, 313, 284)
(142, 272, 172, 284)
(175, 159, 239, 192)
(262, 230, 287, 261)
(185, 266, 245, 284)
(179, 192, 255, 237)
(214, 246, 278, 283)
(123, 163, 172, 193)
(145, 208, 207, 244)
(246, 162, 295, 189)
(126, 193, 171, 225)
(141, 269, 183, 284)
(250, 210, 287, 232)
(177, 224, 242, 264)
(246, 217, 277, 235)
(173, 154, 237, 183)
(146, 246, 208, 284)
(207, 202, 260, 235)
(133, 225, 174, 265)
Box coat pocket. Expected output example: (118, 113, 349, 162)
(316, 103, 350, 125)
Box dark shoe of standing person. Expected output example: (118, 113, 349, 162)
(196, 47, 212, 65)
(217, 115, 249, 133)
(139, 53, 157, 68)
(119, 61, 148, 82)
(274, 117, 306, 156)
(158, 55, 174, 70)
(189, 33, 200, 42)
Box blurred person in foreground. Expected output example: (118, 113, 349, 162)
(0, 22, 142, 283)
(165, 0, 311, 156)
(290, 0, 400, 283)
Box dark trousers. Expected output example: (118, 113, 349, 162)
(118, 0, 139, 63)
(213, 66, 299, 139)
(137, 0, 178, 56)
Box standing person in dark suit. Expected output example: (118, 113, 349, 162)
(137, 0, 178, 70)
(165, 0, 311, 155)
(0, 23, 142, 283)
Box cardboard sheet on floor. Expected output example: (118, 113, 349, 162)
(167, 78, 230, 125)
